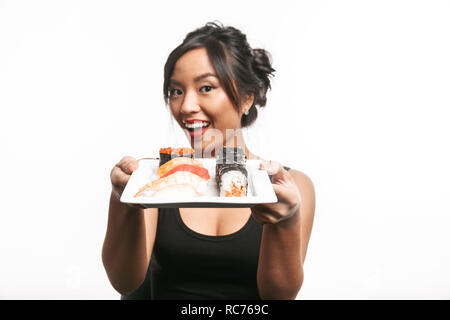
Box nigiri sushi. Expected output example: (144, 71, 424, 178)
(157, 157, 203, 178)
(134, 157, 210, 198)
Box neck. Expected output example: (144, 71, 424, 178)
(225, 130, 262, 161)
(191, 127, 263, 161)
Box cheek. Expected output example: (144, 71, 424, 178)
(206, 94, 240, 126)
(169, 103, 180, 119)
(216, 108, 241, 128)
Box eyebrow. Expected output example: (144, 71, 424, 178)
(169, 73, 218, 85)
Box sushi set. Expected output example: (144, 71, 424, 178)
(120, 147, 278, 208)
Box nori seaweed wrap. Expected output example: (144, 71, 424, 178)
(159, 147, 194, 167)
(216, 146, 246, 165)
(215, 147, 248, 197)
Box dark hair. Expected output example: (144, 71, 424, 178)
(163, 21, 275, 127)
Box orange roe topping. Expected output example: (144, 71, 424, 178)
(172, 147, 194, 155)
(159, 147, 172, 154)
(225, 183, 246, 197)
(159, 147, 194, 155)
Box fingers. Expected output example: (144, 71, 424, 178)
(110, 156, 139, 188)
(110, 166, 130, 188)
(251, 203, 284, 224)
(251, 182, 301, 225)
(252, 213, 278, 225)
(259, 159, 277, 174)
(259, 160, 291, 183)
(272, 184, 300, 208)
(117, 156, 139, 175)
(252, 210, 282, 225)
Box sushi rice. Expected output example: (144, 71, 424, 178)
(219, 169, 248, 197)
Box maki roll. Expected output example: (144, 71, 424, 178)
(217, 164, 248, 197)
(216, 147, 248, 197)
(159, 147, 194, 166)
(216, 146, 246, 166)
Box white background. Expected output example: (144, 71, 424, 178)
(1, 0, 449, 299)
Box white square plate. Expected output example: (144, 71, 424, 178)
(120, 158, 278, 208)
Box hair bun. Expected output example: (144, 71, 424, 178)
(251, 48, 275, 107)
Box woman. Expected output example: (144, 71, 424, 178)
(102, 22, 315, 300)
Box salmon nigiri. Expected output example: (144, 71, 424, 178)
(134, 157, 210, 198)
(134, 171, 209, 197)
(157, 157, 203, 177)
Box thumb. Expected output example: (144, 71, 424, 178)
(259, 160, 290, 183)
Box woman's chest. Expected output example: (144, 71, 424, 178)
(178, 207, 252, 237)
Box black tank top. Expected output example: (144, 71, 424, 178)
(121, 166, 291, 300)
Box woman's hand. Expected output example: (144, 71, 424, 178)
(251, 160, 301, 225)
(110, 156, 139, 201)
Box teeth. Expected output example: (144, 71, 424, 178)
(184, 121, 210, 129)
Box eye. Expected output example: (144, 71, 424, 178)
(200, 85, 215, 93)
(169, 88, 182, 98)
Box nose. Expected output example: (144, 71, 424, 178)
(180, 89, 201, 114)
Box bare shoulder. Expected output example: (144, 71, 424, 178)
(286, 169, 316, 216)
(286, 169, 315, 200)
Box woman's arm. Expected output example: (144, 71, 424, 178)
(253, 165, 316, 299)
(102, 156, 158, 296)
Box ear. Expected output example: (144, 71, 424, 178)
(241, 93, 254, 113)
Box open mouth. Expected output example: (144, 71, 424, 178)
(182, 120, 211, 137)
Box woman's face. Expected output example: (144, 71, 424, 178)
(168, 48, 250, 157)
